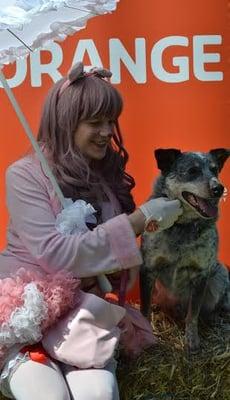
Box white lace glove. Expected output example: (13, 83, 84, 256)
(139, 197, 183, 232)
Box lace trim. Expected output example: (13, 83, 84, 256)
(0, 283, 47, 347)
(0, 1, 119, 65)
(0, 348, 29, 399)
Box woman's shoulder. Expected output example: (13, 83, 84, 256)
(5, 154, 59, 208)
(6, 153, 45, 183)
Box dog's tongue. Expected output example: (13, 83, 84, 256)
(195, 196, 218, 218)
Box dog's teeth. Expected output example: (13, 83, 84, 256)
(222, 187, 228, 201)
(188, 194, 198, 206)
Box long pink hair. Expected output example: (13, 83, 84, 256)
(37, 73, 135, 218)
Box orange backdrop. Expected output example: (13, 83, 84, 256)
(0, 0, 229, 300)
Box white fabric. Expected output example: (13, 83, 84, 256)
(42, 292, 125, 369)
(0, 283, 47, 346)
(0, 0, 119, 65)
(56, 199, 97, 234)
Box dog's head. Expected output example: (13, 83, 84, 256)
(154, 148, 230, 222)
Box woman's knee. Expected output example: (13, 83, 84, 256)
(9, 359, 71, 400)
(89, 378, 117, 400)
(70, 382, 116, 400)
(64, 367, 119, 400)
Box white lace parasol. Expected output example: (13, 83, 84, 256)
(0, 1, 118, 65)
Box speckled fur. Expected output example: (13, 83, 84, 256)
(140, 148, 230, 352)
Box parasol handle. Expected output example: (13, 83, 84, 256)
(118, 270, 129, 306)
(0, 69, 66, 208)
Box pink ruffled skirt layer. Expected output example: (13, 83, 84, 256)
(0, 268, 80, 363)
(0, 268, 156, 366)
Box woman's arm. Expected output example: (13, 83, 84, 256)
(6, 160, 142, 278)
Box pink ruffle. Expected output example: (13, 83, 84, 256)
(0, 268, 80, 331)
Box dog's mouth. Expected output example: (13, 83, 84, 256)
(182, 191, 218, 219)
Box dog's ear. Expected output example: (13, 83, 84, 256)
(154, 148, 182, 174)
(209, 148, 230, 172)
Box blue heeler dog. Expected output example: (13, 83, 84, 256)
(140, 148, 230, 352)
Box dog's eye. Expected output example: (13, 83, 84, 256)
(210, 166, 218, 175)
(187, 167, 200, 176)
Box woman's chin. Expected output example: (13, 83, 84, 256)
(87, 149, 107, 160)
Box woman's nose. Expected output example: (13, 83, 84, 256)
(99, 122, 113, 137)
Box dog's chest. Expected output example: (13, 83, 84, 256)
(141, 223, 217, 272)
(141, 223, 218, 296)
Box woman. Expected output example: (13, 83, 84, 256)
(0, 63, 182, 400)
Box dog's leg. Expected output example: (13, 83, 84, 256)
(185, 278, 207, 353)
(221, 269, 230, 313)
(201, 264, 230, 316)
(222, 288, 230, 312)
(140, 266, 155, 320)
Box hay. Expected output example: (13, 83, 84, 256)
(117, 305, 230, 400)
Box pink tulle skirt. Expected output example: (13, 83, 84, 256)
(0, 267, 156, 367)
(0, 268, 80, 365)
(0, 268, 80, 329)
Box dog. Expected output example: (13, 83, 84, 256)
(140, 148, 230, 352)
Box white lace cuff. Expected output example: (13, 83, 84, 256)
(56, 199, 97, 234)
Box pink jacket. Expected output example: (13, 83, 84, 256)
(0, 154, 142, 279)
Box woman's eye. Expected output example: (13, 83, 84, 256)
(89, 121, 101, 127)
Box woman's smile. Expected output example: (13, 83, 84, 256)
(75, 120, 114, 160)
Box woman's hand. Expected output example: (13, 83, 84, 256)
(128, 197, 183, 235)
(139, 197, 183, 231)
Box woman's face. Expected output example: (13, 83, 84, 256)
(74, 119, 115, 160)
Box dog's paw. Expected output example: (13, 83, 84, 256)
(185, 324, 200, 353)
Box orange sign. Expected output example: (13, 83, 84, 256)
(0, 0, 229, 299)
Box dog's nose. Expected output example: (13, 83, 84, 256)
(210, 183, 224, 197)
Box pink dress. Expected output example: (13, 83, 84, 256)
(0, 153, 156, 368)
